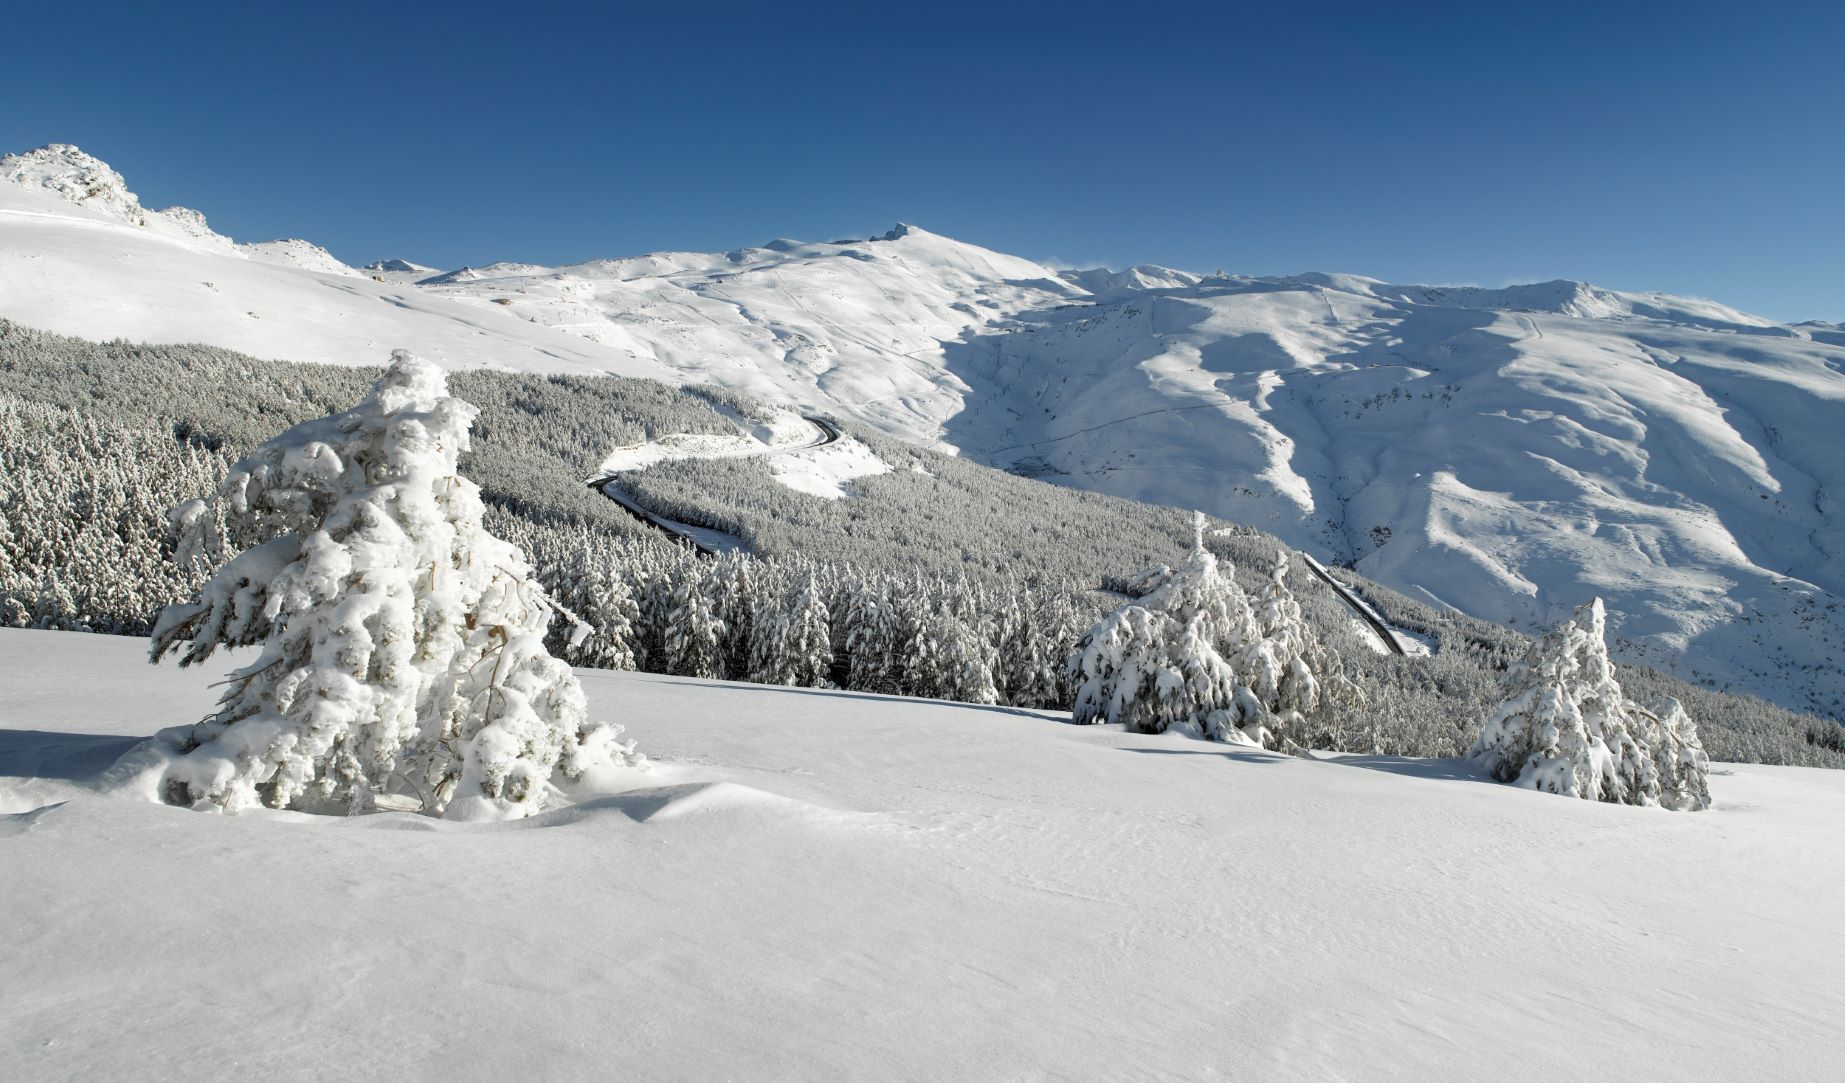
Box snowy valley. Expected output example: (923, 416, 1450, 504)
(2, 144, 1839, 720)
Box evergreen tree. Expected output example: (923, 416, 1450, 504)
(1244, 551, 1361, 750)
(148, 353, 640, 820)
(1633, 697, 1713, 812)
(748, 574, 833, 686)
(662, 563, 726, 679)
(1469, 598, 1664, 806)
(843, 577, 902, 694)
(911, 607, 999, 705)
(1071, 605, 1176, 732)
(545, 542, 639, 671)
(1070, 513, 1271, 744)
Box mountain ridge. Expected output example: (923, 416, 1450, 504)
(2, 143, 1840, 720)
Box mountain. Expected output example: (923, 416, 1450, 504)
(0, 145, 672, 378)
(2, 144, 1840, 719)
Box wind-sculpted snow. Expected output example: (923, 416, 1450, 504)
(3, 628, 1844, 1080)
(3, 144, 1841, 717)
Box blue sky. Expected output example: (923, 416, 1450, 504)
(8, 1, 1841, 320)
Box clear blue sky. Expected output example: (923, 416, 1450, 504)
(8, 0, 1841, 320)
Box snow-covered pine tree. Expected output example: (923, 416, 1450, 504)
(712, 552, 762, 679)
(628, 558, 676, 672)
(910, 606, 999, 705)
(148, 352, 640, 820)
(1032, 589, 1086, 709)
(1158, 611, 1269, 742)
(993, 590, 1038, 707)
(747, 573, 833, 687)
(1069, 512, 1270, 744)
(1136, 514, 1262, 660)
(843, 577, 902, 694)
(1244, 550, 1360, 750)
(1633, 696, 1713, 811)
(662, 562, 726, 679)
(1070, 604, 1175, 732)
(1468, 598, 1662, 806)
(545, 541, 639, 671)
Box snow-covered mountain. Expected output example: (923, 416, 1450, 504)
(0, 145, 673, 378)
(3, 144, 1841, 718)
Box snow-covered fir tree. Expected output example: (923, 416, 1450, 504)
(1070, 513, 1272, 744)
(1070, 604, 1172, 733)
(842, 577, 903, 694)
(1245, 552, 1361, 750)
(541, 540, 639, 671)
(910, 607, 999, 705)
(662, 563, 726, 679)
(1470, 598, 1707, 809)
(148, 353, 641, 820)
(712, 553, 761, 679)
(748, 574, 833, 687)
(1631, 696, 1713, 812)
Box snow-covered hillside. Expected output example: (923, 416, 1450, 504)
(946, 274, 1845, 719)
(0, 146, 672, 378)
(4, 628, 1842, 1081)
(3, 143, 1841, 719)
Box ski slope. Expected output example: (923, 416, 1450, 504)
(2, 628, 1841, 1081)
(3, 144, 1842, 719)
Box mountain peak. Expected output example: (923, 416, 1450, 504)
(0, 143, 146, 224)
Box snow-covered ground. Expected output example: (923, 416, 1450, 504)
(3, 628, 1841, 1081)
(3, 143, 1842, 718)
(597, 407, 887, 513)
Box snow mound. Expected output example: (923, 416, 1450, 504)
(553, 781, 850, 826)
(1059, 264, 1204, 294)
(418, 261, 553, 285)
(148, 205, 234, 248)
(1379, 279, 1630, 318)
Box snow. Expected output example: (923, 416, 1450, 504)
(599, 407, 885, 502)
(2, 626, 1842, 1080)
(3, 143, 1842, 718)
(595, 480, 748, 555)
(239, 237, 360, 277)
(0, 147, 674, 378)
(768, 433, 888, 499)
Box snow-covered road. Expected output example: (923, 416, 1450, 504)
(590, 413, 844, 554)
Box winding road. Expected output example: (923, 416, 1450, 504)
(586, 414, 840, 556)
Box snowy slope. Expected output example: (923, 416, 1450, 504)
(412, 223, 1085, 443)
(238, 237, 360, 277)
(0, 146, 673, 378)
(3, 144, 1842, 718)
(599, 408, 887, 502)
(3, 628, 1841, 1081)
(947, 276, 1845, 718)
